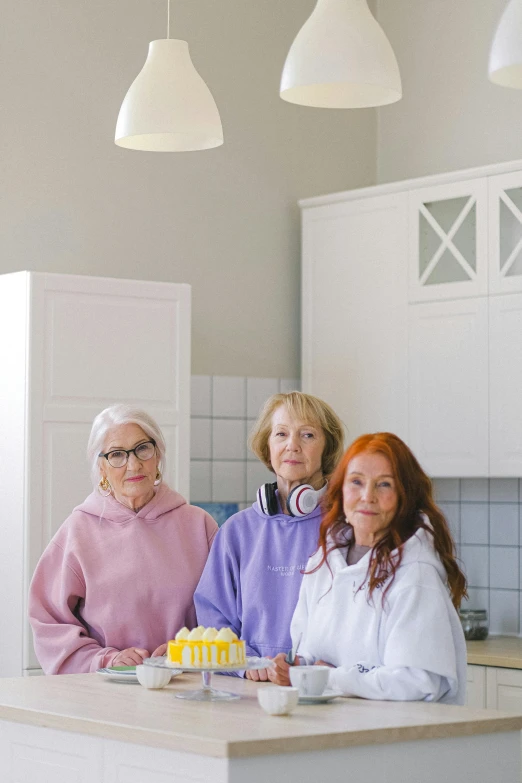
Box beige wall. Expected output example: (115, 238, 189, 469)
(1, 0, 376, 377)
(376, 0, 522, 183)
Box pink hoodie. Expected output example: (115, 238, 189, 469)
(29, 484, 218, 674)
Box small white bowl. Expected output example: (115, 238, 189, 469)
(257, 686, 299, 715)
(136, 665, 171, 689)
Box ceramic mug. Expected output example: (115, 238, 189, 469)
(289, 665, 330, 697)
(257, 686, 300, 715)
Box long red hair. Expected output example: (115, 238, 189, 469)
(313, 433, 467, 608)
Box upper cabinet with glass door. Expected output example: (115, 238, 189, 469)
(489, 170, 522, 294)
(408, 179, 488, 302)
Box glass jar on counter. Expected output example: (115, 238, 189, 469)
(459, 609, 489, 641)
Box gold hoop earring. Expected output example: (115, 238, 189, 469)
(155, 469, 162, 485)
(98, 476, 111, 496)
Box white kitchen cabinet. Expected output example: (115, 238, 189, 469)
(408, 298, 489, 476)
(486, 667, 522, 713)
(301, 158, 522, 477)
(408, 178, 488, 303)
(0, 271, 191, 677)
(301, 191, 409, 443)
(466, 664, 487, 708)
(489, 170, 522, 295)
(489, 293, 522, 476)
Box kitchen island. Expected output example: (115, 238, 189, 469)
(0, 672, 521, 782)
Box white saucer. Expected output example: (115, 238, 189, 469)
(97, 667, 182, 684)
(298, 689, 343, 704)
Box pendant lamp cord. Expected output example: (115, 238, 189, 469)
(167, 0, 171, 39)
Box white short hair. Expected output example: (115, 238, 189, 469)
(87, 404, 166, 488)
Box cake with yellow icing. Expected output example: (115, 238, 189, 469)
(166, 626, 246, 668)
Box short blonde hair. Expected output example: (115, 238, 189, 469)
(249, 391, 344, 477)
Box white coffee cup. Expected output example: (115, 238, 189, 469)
(257, 686, 299, 715)
(289, 665, 330, 697)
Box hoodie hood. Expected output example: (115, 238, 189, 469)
(75, 482, 187, 525)
(330, 518, 446, 582)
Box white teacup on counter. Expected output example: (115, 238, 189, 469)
(257, 686, 299, 715)
(289, 665, 330, 697)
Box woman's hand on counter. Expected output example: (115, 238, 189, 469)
(246, 665, 271, 681)
(267, 652, 295, 686)
(112, 647, 150, 666)
(151, 643, 167, 657)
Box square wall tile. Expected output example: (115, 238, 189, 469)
(246, 419, 257, 461)
(247, 461, 275, 503)
(212, 461, 246, 503)
(489, 503, 519, 547)
(191, 375, 211, 416)
(279, 378, 301, 393)
(490, 589, 519, 635)
(460, 478, 488, 502)
(489, 478, 519, 503)
(212, 419, 246, 460)
(190, 417, 211, 460)
(212, 376, 246, 418)
(432, 479, 459, 502)
(462, 587, 489, 613)
(490, 547, 519, 590)
(460, 503, 489, 545)
(247, 377, 279, 418)
(439, 502, 460, 544)
(190, 460, 211, 503)
(460, 545, 489, 588)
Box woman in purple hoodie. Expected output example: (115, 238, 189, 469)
(194, 391, 344, 680)
(29, 404, 218, 674)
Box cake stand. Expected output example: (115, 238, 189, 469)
(143, 656, 273, 701)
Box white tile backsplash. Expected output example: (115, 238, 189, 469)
(489, 478, 519, 503)
(460, 478, 489, 502)
(433, 479, 460, 502)
(439, 502, 460, 543)
(212, 419, 246, 461)
(463, 587, 489, 613)
(460, 503, 489, 545)
(190, 460, 212, 503)
(212, 376, 246, 418)
(246, 377, 279, 418)
(211, 461, 246, 503)
(490, 589, 519, 635)
(191, 375, 212, 417)
(490, 547, 519, 590)
(489, 503, 519, 547)
(247, 461, 275, 503)
(190, 417, 212, 460)
(461, 545, 489, 588)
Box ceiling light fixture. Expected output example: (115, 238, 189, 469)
(280, 0, 401, 109)
(489, 0, 522, 88)
(115, 0, 223, 151)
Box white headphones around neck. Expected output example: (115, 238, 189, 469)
(257, 482, 327, 517)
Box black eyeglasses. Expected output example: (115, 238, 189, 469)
(99, 439, 156, 468)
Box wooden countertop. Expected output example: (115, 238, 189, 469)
(467, 636, 522, 669)
(0, 672, 521, 758)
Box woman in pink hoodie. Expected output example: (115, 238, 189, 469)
(29, 404, 218, 674)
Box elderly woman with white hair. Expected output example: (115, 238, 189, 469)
(29, 404, 218, 675)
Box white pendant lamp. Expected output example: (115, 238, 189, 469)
(280, 0, 401, 109)
(115, 1, 223, 151)
(489, 0, 522, 88)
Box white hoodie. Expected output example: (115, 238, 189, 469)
(291, 525, 466, 704)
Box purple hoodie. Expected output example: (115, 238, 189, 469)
(194, 497, 322, 659)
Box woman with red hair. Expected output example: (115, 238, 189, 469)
(269, 433, 467, 704)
